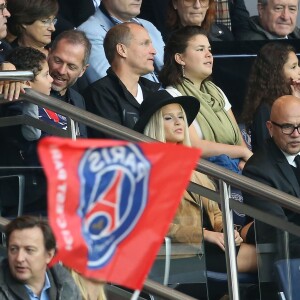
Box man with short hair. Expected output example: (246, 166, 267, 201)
(47, 29, 91, 137)
(49, 30, 90, 100)
(238, 0, 300, 40)
(0, 215, 81, 299)
(243, 95, 300, 255)
(84, 22, 160, 137)
(77, 0, 164, 84)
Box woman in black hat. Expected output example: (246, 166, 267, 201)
(134, 89, 257, 274)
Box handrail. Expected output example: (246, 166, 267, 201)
(2, 89, 298, 218)
(2, 95, 300, 231)
(0, 70, 34, 81)
(2, 90, 298, 220)
(0, 115, 70, 137)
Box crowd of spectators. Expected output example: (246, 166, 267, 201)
(0, 0, 300, 299)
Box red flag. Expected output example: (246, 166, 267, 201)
(38, 137, 201, 290)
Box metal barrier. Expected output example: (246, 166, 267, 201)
(0, 83, 300, 300)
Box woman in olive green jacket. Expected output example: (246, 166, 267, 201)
(134, 89, 257, 273)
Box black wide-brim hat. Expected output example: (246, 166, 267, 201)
(134, 89, 200, 133)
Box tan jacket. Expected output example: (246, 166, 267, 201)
(168, 171, 223, 245)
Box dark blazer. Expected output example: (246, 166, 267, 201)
(243, 138, 300, 220)
(250, 102, 271, 153)
(243, 138, 300, 256)
(237, 16, 300, 40)
(67, 87, 87, 138)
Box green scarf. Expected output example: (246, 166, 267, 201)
(175, 79, 242, 145)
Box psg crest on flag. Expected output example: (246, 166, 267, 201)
(78, 144, 151, 268)
(38, 137, 201, 290)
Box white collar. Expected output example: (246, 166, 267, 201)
(281, 150, 300, 167)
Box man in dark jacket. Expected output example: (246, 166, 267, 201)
(0, 216, 81, 300)
(84, 22, 160, 138)
(238, 0, 300, 40)
(48, 29, 91, 138)
(243, 95, 300, 256)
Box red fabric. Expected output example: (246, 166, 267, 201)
(38, 137, 201, 290)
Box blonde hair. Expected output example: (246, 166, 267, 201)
(70, 269, 106, 300)
(144, 104, 191, 146)
(143, 103, 217, 213)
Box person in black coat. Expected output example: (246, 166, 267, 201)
(83, 22, 160, 138)
(243, 95, 300, 257)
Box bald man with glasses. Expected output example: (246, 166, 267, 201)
(243, 95, 300, 256)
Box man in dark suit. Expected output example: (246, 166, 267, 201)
(243, 95, 300, 256)
(83, 22, 160, 138)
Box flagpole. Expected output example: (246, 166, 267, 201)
(131, 290, 140, 300)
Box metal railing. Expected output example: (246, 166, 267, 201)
(0, 76, 300, 299)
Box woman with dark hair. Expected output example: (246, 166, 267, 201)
(242, 42, 300, 152)
(165, 0, 233, 41)
(159, 26, 251, 164)
(159, 26, 256, 232)
(7, 0, 59, 56)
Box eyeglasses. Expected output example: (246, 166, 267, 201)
(0, 2, 7, 15)
(183, 0, 209, 8)
(271, 121, 300, 135)
(40, 17, 57, 27)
